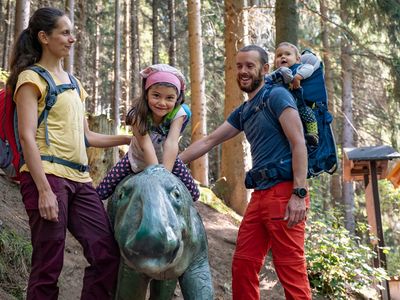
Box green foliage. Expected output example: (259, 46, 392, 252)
(377, 180, 400, 277)
(306, 209, 388, 299)
(0, 226, 31, 299)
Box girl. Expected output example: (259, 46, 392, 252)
(96, 64, 200, 201)
(8, 7, 130, 299)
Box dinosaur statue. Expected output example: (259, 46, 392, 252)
(108, 165, 214, 300)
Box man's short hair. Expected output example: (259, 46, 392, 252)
(238, 45, 269, 65)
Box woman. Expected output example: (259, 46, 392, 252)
(7, 7, 130, 299)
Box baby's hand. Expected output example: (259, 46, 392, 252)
(291, 74, 303, 89)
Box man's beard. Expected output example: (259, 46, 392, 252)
(237, 71, 263, 93)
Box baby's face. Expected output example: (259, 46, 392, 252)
(275, 45, 300, 68)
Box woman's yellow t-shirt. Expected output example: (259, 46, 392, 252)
(15, 66, 92, 183)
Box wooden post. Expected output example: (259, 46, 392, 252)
(370, 161, 390, 300)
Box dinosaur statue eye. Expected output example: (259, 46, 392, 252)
(170, 187, 181, 199)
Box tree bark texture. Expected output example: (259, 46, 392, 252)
(64, 0, 74, 73)
(122, 0, 131, 122)
(320, 0, 341, 207)
(152, 0, 159, 65)
(168, 0, 177, 66)
(91, 3, 101, 116)
(222, 0, 250, 216)
(74, 0, 86, 81)
(275, 0, 298, 46)
(130, 0, 141, 100)
(2, 0, 12, 70)
(14, 0, 29, 39)
(113, 0, 121, 153)
(187, 0, 209, 185)
(87, 115, 118, 187)
(340, 1, 355, 234)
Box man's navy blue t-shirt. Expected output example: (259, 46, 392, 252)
(227, 84, 297, 190)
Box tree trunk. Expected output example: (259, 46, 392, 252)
(275, 0, 298, 46)
(87, 115, 118, 186)
(248, 0, 260, 6)
(130, 0, 141, 100)
(113, 0, 121, 151)
(340, 0, 355, 234)
(320, 0, 341, 208)
(152, 0, 159, 65)
(389, 63, 400, 150)
(122, 0, 131, 123)
(222, 0, 250, 216)
(168, 0, 177, 66)
(74, 0, 86, 80)
(2, 0, 12, 70)
(91, 3, 101, 115)
(14, 0, 29, 39)
(0, 0, 4, 53)
(187, 0, 208, 185)
(64, 0, 74, 73)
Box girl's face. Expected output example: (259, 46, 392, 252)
(147, 84, 179, 123)
(40, 15, 75, 59)
(274, 45, 300, 68)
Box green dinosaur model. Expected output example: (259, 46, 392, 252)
(108, 165, 214, 300)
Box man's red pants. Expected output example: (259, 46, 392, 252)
(232, 181, 311, 300)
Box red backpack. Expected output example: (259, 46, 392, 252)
(0, 87, 19, 179)
(0, 66, 87, 181)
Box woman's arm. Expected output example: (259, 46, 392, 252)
(16, 83, 59, 222)
(132, 126, 158, 166)
(162, 116, 185, 171)
(83, 119, 131, 147)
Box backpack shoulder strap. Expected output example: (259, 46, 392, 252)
(240, 84, 274, 127)
(180, 103, 191, 133)
(29, 66, 58, 146)
(67, 73, 81, 98)
(29, 66, 80, 146)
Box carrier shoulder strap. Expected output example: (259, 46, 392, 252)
(239, 84, 274, 127)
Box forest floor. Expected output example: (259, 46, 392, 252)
(0, 174, 287, 300)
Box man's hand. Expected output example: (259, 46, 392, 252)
(284, 195, 307, 228)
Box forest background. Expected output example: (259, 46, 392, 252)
(1, 0, 400, 299)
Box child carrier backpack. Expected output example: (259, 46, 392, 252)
(243, 50, 338, 187)
(288, 49, 338, 177)
(0, 65, 88, 180)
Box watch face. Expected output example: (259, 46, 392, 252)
(298, 188, 307, 197)
(294, 188, 307, 198)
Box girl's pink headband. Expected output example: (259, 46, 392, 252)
(144, 71, 182, 92)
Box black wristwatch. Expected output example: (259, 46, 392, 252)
(293, 187, 308, 198)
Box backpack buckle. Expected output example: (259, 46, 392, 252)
(78, 165, 89, 172)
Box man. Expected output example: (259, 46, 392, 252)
(179, 45, 311, 300)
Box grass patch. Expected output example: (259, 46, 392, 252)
(0, 225, 31, 299)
